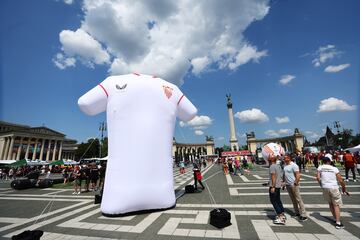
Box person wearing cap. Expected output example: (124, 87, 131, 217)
(317, 156, 349, 229)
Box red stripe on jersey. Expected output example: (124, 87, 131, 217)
(177, 95, 184, 105)
(99, 84, 108, 97)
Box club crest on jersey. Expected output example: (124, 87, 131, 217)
(116, 84, 127, 91)
(163, 86, 173, 99)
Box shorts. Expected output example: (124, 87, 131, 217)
(322, 188, 343, 206)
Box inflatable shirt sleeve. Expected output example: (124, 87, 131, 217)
(176, 89, 197, 121)
(78, 79, 109, 116)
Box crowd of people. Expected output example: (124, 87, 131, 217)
(62, 163, 106, 195)
(266, 150, 358, 229)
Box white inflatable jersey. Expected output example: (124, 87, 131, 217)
(78, 73, 197, 215)
(261, 142, 285, 162)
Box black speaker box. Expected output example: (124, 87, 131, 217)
(209, 208, 231, 228)
(185, 185, 195, 193)
(10, 179, 34, 190)
(37, 179, 53, 188)
(12, 230, 43, 240)
(94, 194, 102, 204)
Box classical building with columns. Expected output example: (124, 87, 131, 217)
(0, 121, 78, 161)
(246, 128, 305, 154)
(172, 137, 215, 163)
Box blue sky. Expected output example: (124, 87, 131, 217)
(0, 0, 359, 147)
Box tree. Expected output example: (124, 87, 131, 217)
(75, 138, 100, 160)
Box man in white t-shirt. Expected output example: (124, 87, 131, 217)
(317, 157, 348, 229)
(78, 73, 197, 215)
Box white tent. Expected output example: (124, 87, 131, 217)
(345, 144, 360, 153)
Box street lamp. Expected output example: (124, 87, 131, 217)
(99, 122, 107, 158)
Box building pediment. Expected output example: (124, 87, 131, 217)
(29, 127, 65, 137)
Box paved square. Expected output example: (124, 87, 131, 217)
(0, 163, 359, 239)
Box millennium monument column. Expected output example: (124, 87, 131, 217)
(226, 94, 239, 151)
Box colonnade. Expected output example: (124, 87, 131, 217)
(0, 136, 64, 161)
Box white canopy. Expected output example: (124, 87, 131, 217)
(345, 144, 360, 153)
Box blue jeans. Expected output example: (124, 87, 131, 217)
(269, 188, 284, 215)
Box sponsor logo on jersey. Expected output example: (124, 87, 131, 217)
(163, 86, 173, 99)
(116, 84, 127, 91)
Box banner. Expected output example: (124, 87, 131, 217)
(221, 150, 251, 156)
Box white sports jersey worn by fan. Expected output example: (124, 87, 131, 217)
(78, 73, 197, 215)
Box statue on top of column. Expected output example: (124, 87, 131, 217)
(226, 94, 232, 108)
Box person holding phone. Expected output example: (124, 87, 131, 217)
(317, 157, 349, 229)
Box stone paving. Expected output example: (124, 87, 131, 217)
(0, 163, 359, 239)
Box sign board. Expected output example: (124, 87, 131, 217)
(221, 150, 251, 156)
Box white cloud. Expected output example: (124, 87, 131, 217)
(304, 131, 320, 139)
(312, 45, 341, 67)
(182, 115, 213, 127)
(265, 129, 291, 137)
(58, 29, 110, 68)
(279, 75, 295, 85)
(317, 97, 357, 112)
(56, 0, 270, 84)
(234, 108, 269, 123)
(195, 130, 204, 136)
(265, 130, 279, 137)
(278, 129, 291, 135)
(228, 44, 267, 70)
(64, 0, 74, 4)
(324, 63, 350, 73)
(191, 56, 211, 75)
(275, 116, 290, 124)
(52, 53, 76, 69)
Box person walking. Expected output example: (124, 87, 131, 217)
(268, 155, 286, 225)
(223, 159, 229, 175)
(89, 163, 99, 191)
(316, 157, 349, 229)
(193, 164, 205, 190)
(354, 151, 360, 176)
(283, 155, 308, 221)
(343, 150, 357, 182)
(72, 166, 81, 195)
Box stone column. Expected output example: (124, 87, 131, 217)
(25, 138, 31, 160)
(16, 137, 24, 160)
(32, 138, 39, 160)
(226, 95, 239, 151)
(46, 139, 51, 161)
(1, 137, 9, 159)
(58, 141, 63, 160)
(52, 140, 58, 161)
(7, 137, 15, 160)
(39, 139, 45, 160)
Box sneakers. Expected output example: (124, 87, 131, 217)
(354, 179, 357, 182)
(345, 179, 349, 182)
(292, 214, 300, 218)
(77, 192, 81, 195)
(273, 216, 286, 225)
(299, 216, 308, 222)
(335, 222, 344, 229)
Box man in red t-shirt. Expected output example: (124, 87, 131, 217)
(343, 150, 357, 182)
(354, 151, 360, 176)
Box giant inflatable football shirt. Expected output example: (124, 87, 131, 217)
(78, 73, 197, 215)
